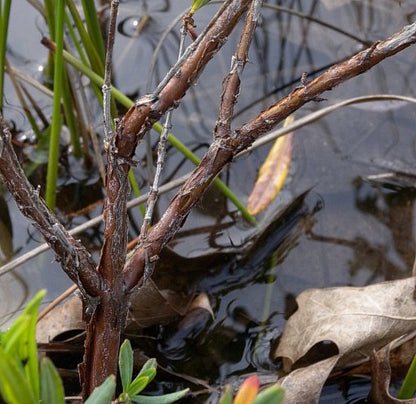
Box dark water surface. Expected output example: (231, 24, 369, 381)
(1, 0, 416, 402)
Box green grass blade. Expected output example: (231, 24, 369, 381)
(66, 0, 104, 76)
(40, 357, 65, 404)
(45, 0, 65, 209)
(61, 70, 82, 157)
(0, 0, 12, 111)
(398, 353, 416, 399)
(81, 0, 106, 63)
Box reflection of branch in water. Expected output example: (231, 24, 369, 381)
(307, 230, 409, 283)
(354, 179, 416, 272)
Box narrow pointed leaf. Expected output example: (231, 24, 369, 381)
(119, 339, 134, 391)
(84, 375, 116, 404)
(126, 375, 150, 396)
(191, 0, 212, 13)
(136, 358, 157, 383)
(0, 348, 36, 404)
(247, 116, 294, 215)
(130, 388, 189, 403)
(40, 357, 65, 404)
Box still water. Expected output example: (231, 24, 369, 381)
(1, 0, 416, 401)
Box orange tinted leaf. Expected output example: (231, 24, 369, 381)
(247, 116, 294, 215)
(233, 375, 259, 404)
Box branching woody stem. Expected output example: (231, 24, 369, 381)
(123, 21, 416, 290)
(81, 0, 251, 395)
(0, 116, 101, 296)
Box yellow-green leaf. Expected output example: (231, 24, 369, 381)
(247, 116, 294, 215)
(190, 0, 212, 14)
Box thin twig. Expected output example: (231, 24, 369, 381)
(0, 115, 102, 296)
(102, 0, 119, 149)
(139, 11, 192, 279)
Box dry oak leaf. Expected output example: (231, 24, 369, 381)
(274, 277, 416, 370)
(279, 355, 339, 404)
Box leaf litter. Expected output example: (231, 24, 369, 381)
(273, 277, 416, 402)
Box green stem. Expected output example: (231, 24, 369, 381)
(0, 0, 12, 111)
(398, 354, 416, 399)
(45, 0, 65, 209)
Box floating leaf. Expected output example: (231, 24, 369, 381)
(247, 116, 294, 215)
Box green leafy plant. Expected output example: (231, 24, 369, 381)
(117, 339, 189, 404)
(0, 289, 65, 404)
(0, 292, 188, 403)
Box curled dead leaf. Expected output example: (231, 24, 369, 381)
(369, 342, 416, 404)
(274, 277, 416, 370)
(247, 116, 294, 215)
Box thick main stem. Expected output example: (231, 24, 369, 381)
(81, 0, 251, 396)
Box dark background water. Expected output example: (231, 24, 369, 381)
(1, 0, 416, 402)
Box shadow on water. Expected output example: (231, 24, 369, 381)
(1, 0, 416, 402)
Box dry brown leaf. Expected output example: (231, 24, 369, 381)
(274, 277, 416, 370)
(279, 355, 340, 404)
(36, 295, 84, 343)
(369, 342, 416, 404)
(36, 279, 193, 342)
(247, 116, 294, 215)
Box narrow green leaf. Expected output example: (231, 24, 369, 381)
(2, 315, 30, 353)
(119, 339, 134, 391)
(45, 0, 65, 209)
(0, 348, 36, 404)
(40, 358, 65, 404)
(0, 0, 12, 111)
(252, 384, 285, 404)
(135, 358, 157, 383)
(21, 290, 46, 401)
(399, 353, 416, 399)
(126, 376, 149, 397)
(190, 0, 212, 13)
(84, 375, 116, 404)
(131, 388, 189, 404)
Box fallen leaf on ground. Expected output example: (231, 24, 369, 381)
(247, 116, 294, 215)
(279, 355, 339, 404)
(274, 277, 416, 370)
